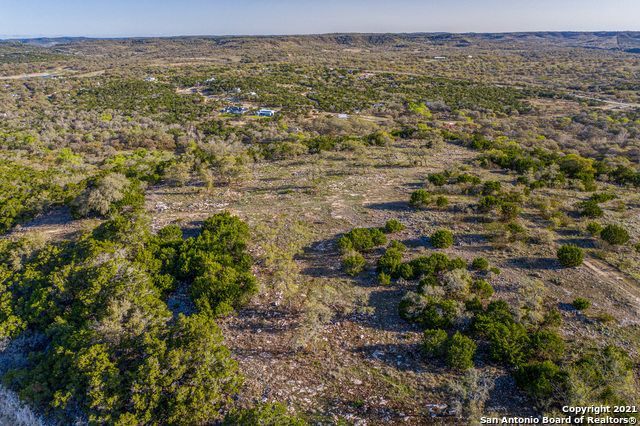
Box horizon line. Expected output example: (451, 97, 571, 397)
(2, 29, 640, 41)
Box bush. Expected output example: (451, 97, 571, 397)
(472, 280, 494, 299)
(429, 173, 447, 186)
(580, 200, 604, 219)
(340, 227, 387, 252)
(410, 189, 431, 209)
(436, 196, 449, 208)
(590, 193, 616, 203)
(444, 332, 476, 370)
(369, 228, 388, 246)
(482, 181, 502, 196)
(342, 252, 366, 276)
(378, 272, 391, 285)
(422, 329, 447, 357)
(417, 276, 440, 294)
(479, 195, 502, 212)
(490, 267, 501, 275)
(398, 293, 456, 329)
(471, 257, 489, 270)
(488, 321, 530, 365)
(557, 244, 584, 268)
(223, 403, 308, 426)
(431, 229, 454, 248)
(384, 219, 405, 233)
(573, 298, 591, 310)
(586, 222, 602, 235)
(376, 248, 403, 276)
(465, 297, 484, 314)
(600, 224, 630, 246)
(388, 240, 406, 252)
(529, 330, 565, 360)
(500, 203, 521, 222)
(514, 361, 567, 399)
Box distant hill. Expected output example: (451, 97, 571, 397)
(0, 37, 90, 47)
(4, 31, 640, 55)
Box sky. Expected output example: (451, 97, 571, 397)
(1, 0, 639, 39)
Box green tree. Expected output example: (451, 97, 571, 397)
(557, 244, 584, 268)
(431, 229, 454, 248)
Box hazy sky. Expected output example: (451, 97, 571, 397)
(1, 0, 639, 38)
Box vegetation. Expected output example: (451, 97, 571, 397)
(557, 244, 584, 268)
(600, 224, 631, 246)
(0, 32, 639, 424)
(431, 229, 454, 248)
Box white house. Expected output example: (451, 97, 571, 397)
(143, 77, 157, 82)
(257, 109, 276, 117)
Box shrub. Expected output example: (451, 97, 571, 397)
(444, 332, 476, 370)
(450, 257, 467, 270)
(417, 276, 440, 294)
(479, 195, 502, 212)
(590, 193, 616, 203)
(586, 222, 602, 235)
(488, 321, 530, 366)
(445, 269, 472, 295)
(398, 293, 456, 329)
(431, 229, 454, 248)
(377, 248, 403, 275)
(573, 298, 591, 310)
(436, 196, 449, 208)
(580, 200, 603, 219)
(514, 361, 567, 399)
(471, 257, 488, 270)
(557, 244, 584, 268)
(342, 252, 366, 276)
(529, 330, 566, 360)
(409, 189, 431, 209)
(490, 267, 501, 275)
(378, 272, 391, 285)
(341, 227, 388, 252)
(482, 181, 502, 196)
(384, 219, 405, 234)
(600, 224, 630, 246)
(369, 228, 388, 246)
(388, 240, 406, 252)
(422, 329, 447, 357)
(472, 280, 494, 299)
(223, 403, 308, 426)
(429, 173, 447, 186)
(398, 263, 414, 280)
(465, 297, 483, 314)
(500, 203, 521, 222)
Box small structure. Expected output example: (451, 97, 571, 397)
(221, 106, 249, 115)
(256, 109, 275, 117)
(444, 122, 456, 128)
(143, 77, 157, 82)
(338, 114, 348, 119)
(205, 77, 216, 82)
(247, 91, 257, 96)
(433, 57, 446, 60)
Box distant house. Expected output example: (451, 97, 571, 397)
(338, 114, 348, 119)
(205, 77, 216, 82)
(247, 92, 257, 96)
(444, 122, 456, 128)
(221, 106, 249, 115)
(434, 57, 446, 60)
(358, 73, 376, 79)
(256, 109, 275, 117)
(143, 77, 157, 82)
